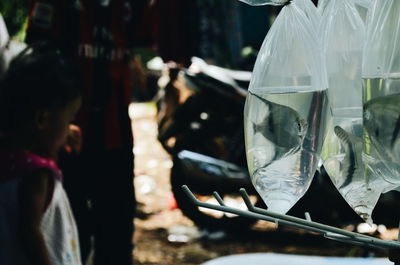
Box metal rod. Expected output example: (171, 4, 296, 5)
(213, 192, 226, 206)
(324, 233, 385, 249)
(181, 185, 400, 249)
(183, 186, 326, 234)
(238, 188, 400, 249)
(239, 188, 372, 240)
(305, 212, 312, 222)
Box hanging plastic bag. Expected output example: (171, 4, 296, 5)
(319, 0, 379, 224)
(362, 0, 400, 194)
(318, 0, 371, 18)
(296, 0, 320, 28)
(244, 0, 328, 214)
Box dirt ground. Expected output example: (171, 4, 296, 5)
(130, 102, 396, 265)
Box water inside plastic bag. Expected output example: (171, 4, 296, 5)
(244, 1, 327, 214)
(318, 0, 380, 223)
(245, 88, 328, 213)
(363, 77, 400, 189)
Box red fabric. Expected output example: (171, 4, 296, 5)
(26, 0, 149, 151)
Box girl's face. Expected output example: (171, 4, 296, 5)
(37, 97, 82, 157)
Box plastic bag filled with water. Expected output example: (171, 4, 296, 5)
(244, 0, 328, 214)
(319, 0, 379, 224)
(362, 0, 400, 194)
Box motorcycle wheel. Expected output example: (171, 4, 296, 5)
(170, 157, 262, 231)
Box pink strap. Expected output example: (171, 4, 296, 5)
(0, 152, 63, 183)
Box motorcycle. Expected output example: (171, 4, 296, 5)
(156, 58, 264, 230)
(155, 58, 400, 231)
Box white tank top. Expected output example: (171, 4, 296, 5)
(0, 152, 82, 265)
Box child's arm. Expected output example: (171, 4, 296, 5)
(18, 170, 53, 265)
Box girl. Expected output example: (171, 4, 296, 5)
(0, 43, 82, 265)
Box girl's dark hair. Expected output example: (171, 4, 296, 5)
(0, 42, 82, 133)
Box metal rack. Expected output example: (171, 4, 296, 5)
(182, 185, 400, 250)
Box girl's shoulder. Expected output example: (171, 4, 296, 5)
(0, 151, 63, 184)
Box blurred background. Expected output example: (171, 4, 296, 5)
(1, 1, 398, 265)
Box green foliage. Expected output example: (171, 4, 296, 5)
(0, 0, 29, 39)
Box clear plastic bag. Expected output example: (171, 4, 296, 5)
(294, 0, 320, 28)
(319, 0, 379, 224)
(318, 0, 371, 18)
(244, 1, 328, 214)
(354, 0, 372, 22)
(362, 0, 400, 193)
